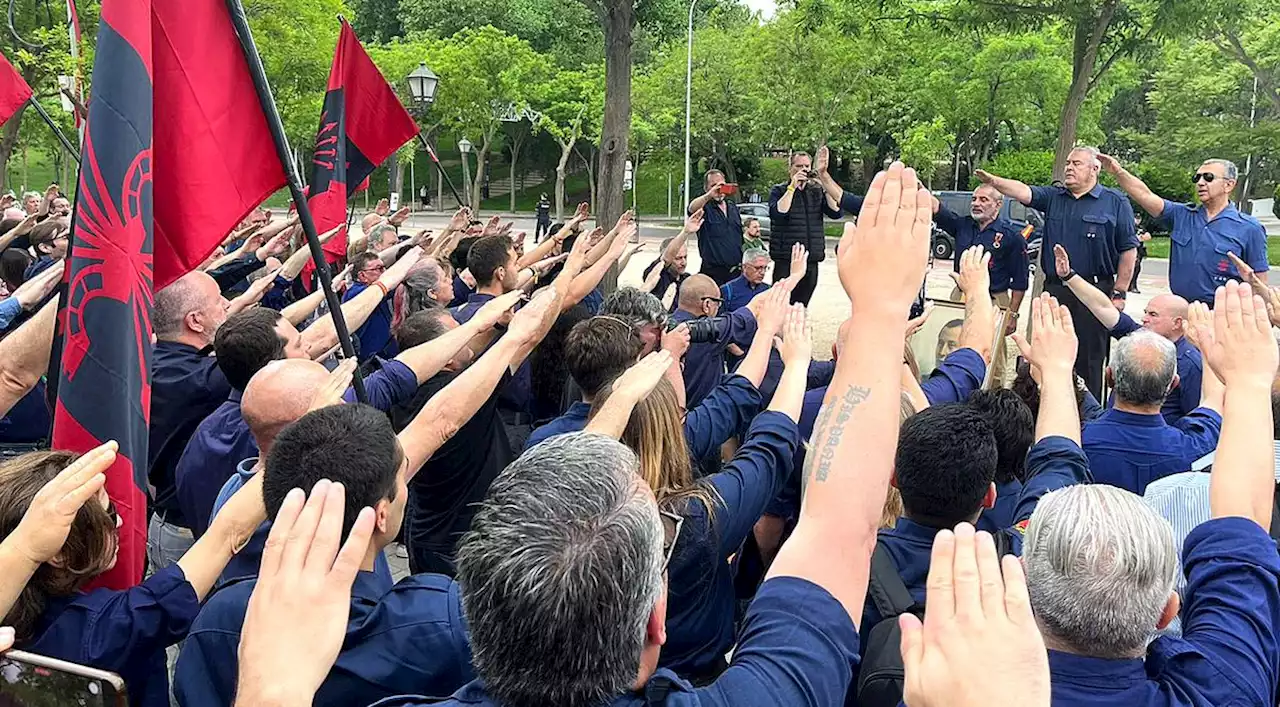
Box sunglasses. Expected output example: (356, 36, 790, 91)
(660, 510, 684, 572)
(1191, 173, 1220, 184)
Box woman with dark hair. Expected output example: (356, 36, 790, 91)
(0, 444, 266, 707)
(586, 290, 806, 683)
(528, 303, 593, 425)
(0, 248, 31, 294)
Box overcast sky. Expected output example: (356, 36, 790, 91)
(741, 0, 776, 19)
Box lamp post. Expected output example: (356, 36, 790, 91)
(458, 137, 473, 209)
(683, 0, 698, 212)
(405, 62, 464, 208)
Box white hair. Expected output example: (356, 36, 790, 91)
(1024, 485, 1178, 659)
(741, 248, 769, 265)
(1202, 159, 1239, 180)
(1069, 146, 1101, 168)
(1111, 330, 1176, 406)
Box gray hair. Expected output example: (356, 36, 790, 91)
(401, 258, 445, 315)
(1203, 158, 1239, 180)
(602, 287, 667, 328)
(367, 223, 398, 249)
(1111, 330, 1176, 406)
(153, 272, 207, 340)
(1024, 484, 1178, 659)
(741, 247, 769, 265)
(704, 169, 724, 187)
(1069, 146, 1101, 168)
(456, 433, 664, 707)
(21, 191, 39, 201)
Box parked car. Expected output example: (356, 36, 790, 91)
(930, 190, 1045, 261)
(736, 201, 771, 238)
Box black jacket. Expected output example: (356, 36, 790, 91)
(767, 182, 839, 262)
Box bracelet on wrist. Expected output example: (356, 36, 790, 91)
(374, 281, 390, 298)
(1062, 270, 1077, 282)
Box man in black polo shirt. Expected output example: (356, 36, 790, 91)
(686, 170, 743, 286)
(768, 151, 841, 305)
(976, 146, 1138, 397)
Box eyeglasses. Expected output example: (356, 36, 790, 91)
(660, 510, 684, 572)
(104, 500, 118, 524)
(701, 297, 724, 306)
(1191, 172, 1218, 184)
(360, 263, 386, 274)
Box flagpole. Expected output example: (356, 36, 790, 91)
(26, 98, 79, 162)
(224, 0, 368, 402)
(416, 132, 466, 208)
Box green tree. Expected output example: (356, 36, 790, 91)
(400, 0, 601, 67)
(351, 0, 405, 42)
(535, 66, 603, 218)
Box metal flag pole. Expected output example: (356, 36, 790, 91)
(224, 0, 368, 402)
(26, 97, 78, 162)
(417, 132, 467, 207)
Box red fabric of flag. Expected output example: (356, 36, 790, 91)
(0, 51, 32, 127)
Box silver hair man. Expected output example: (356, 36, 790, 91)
(741, 247, 769, 266)
(1109, 330, 1177, 407)
(1202, 158, 1239, 181)
(1024, 484, 1180, 659)
(455, 433, 665, 707)
(1069, 145, 1101, 168)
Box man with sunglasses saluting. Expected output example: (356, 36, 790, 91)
(1096, 154, 1268, 307)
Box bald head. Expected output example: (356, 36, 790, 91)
(242, 359, 334, 452)
(153, 270, 226, 345)
(678, 274, 720, 315)
(1142, 294, 1189, 341)
(1111, 330, 1176, 407)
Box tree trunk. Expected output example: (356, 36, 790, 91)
(473, 136, 491, 211)
(0, 102, 26, 193)
(555, 139, 575, 221)
(597, 0, 633, 293)
(1051, 4, 1117, 181)
(509, 128, 527, 213)
(577, 146, 597, 210)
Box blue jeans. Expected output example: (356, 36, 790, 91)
(147, 512, 194, 571)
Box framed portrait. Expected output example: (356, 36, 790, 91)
(908, 299, 1008, 390)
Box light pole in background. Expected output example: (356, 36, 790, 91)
(406, 62, 444, 209)
(458, 137, 473, 208)
(683, 0, 698, 214)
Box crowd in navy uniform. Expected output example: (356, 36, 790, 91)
(0, 149, 1277, 707)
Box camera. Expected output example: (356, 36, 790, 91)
(667, 316, 729, 345)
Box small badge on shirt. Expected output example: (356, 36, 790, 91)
(1014, 518, 1029, 535)
(992, 233, 1004, 249)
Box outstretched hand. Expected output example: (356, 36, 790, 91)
(1053, 245, 1072, 279)
(1196, 281, 1279, 388)
(1012, 294, 1077, 378)
(836, 161, 931, 317)
(9, 442, 115, 566)
(950, 246, 991, 297)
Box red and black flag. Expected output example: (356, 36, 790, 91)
(52, 0, 154, 589)
(307, 19, 419, 264)
(0, 51, 32, 127)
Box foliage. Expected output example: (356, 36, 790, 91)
(972, 150, 1056, 187)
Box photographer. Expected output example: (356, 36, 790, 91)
(768, 151, 841, 305)
(670, 274, 758, 408)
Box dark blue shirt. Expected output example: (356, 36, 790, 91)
(25, 563, 198, 707)
(1161, 200, 1269, 305)
(451, 293, 533, 416)
(976, 479, 1024, 534)
(1082, 408, 1221, 495)
(175, 570, 474, 707)
(1048, 517, 1280, 706)
(1107, 314, 1203, 424)
(0, 380, 50, 444)
(22, 255, 57, 282)
(839, 192, 865, 218)
(1029, 183, 1138, 282)
(857, 436, 1091, 668)
(524, 401, 591, 450)
(671, 307, 757, 408)
(643, 259, 690, 311)
(919, 348, 986, 405)
(691, 200, 744, 269)
(447, 274, 474, 308)
(720, 274, 768, 313)
(174, 360, 419, 537)
(344, 282, 398, 363)
(934, 208, 1030, 293)
(663, 411, 799, 676)
(417, 576, 857, 707)
(149, 341, 232, 526)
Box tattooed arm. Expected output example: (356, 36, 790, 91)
(766, 162, 934, 622)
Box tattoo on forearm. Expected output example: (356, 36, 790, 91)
(803, 386, 871, 486)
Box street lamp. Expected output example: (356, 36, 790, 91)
(458, 138, 473, 208)
(406, 63, 439, 106)
(683, 0, 698, 211)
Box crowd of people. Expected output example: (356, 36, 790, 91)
(0, 146, 1275, 707)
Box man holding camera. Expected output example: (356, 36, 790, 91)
(670, 274, 758, 407)
(769, 151, 841, 305)
(687, 170, 745, 286)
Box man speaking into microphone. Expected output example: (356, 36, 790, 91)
(768, 151, 841, 304)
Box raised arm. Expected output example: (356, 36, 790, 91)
(734, 282, 791, 388)
(176, 472, 266, 600)
(519, 203, 589, 269)
(974, 169, 1033, 206)
(299, 247, 424, 359)
(584, 351, 674, 439)
(1053, 244, 1121, 330)
(687, 183, 720, 216)
(951, 246, 997, 362)
(663, 211, 700, 265)
(280, 289, 325, 327)
(768, 305, 812, 422)
(394, 291, 523, 384)
(768, 162, 932, 620)
(1098, 154, 1166, 218)
(567, 223, 635, 307)
(0, 297, 57, 419)
(1196, 282, 1280, 527)
(1184, 302, 1226, 414)
(0, 213, 38, 252)
(1013, 294, 1081, 444)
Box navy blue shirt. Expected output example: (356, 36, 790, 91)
(0, 380, 50, 444)
(451, 293, 534, 416)
(344, 282, 398, 363)
(174, 360, 419, 537)
(720, 274, 768, 313)
(1048, 517, 1280, 706)
(417, 576, 857, 707)
(839, 192, 865, 219)
(1082, 408, 1221, 495)
(671, 307, 757, 408)
(1109, 314, 1203, 424)
(524, 401, 591, 450)
(857, 436, 1091, 669)
(175, 570, 474, 707)
(692, 199, 744, 269)
(976, 479, 1023, 534)
(934, 208, 1030, 293)
(447, 274, 474, 308)
(1029, 183, 1138, 282)
(919, 348, 986, 405)
(1161, 200, 1269, 305)
(643, 259, 690, 311)
(149, 341, 233, 526)
(25, 563, 198, 707)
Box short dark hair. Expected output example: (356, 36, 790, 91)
(895, 403, 997, 526)
(0, 248, 31, 291)
(350, 251, 382, 274)
(468, 235, 514, 287)
(565, 317, 644, 397)
(215, 307, 286, 391)
(968, 389, 1034, 485)
(263, 404, 401, 540)
(451, 236, 480, 272)
(1272, 388, 1280, 441)
(744, 217, 759, 227)
(1011, 361, 1088, 424)
(28, 219, 66, 255)
(395, 307, 452, 351)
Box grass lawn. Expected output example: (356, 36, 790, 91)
(1145, 235, 1280, 266)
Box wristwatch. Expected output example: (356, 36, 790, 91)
(1111, 290, 1127, 300)
(1062, 270, 1077, 282)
